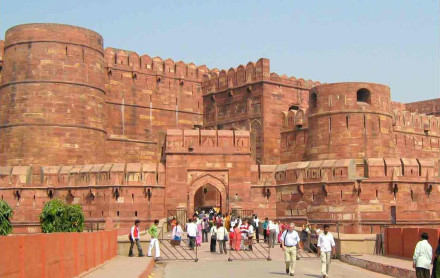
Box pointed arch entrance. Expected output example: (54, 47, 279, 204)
(194, 184, 221, 212)
(188, 174, 227, 215)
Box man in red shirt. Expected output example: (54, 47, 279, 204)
(129, 220, 144, 257)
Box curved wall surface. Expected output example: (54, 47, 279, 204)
(307, 82, 395, 160)
(0, 24, 106, 165)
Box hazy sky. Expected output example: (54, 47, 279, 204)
(1, 0, 439, 103)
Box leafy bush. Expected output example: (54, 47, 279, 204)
(0, 200, 13, 235)
(40, 199, 84, 233)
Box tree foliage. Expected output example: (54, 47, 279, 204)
(40, 199, 84, 233)
(0, 200, 13, 235)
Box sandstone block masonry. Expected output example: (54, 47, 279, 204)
(1, 23, 440, 234)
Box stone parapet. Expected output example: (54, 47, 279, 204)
(165, 129, 251, 154)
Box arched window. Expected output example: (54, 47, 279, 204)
(357, 88, 371, 104)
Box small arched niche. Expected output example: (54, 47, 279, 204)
(357, 88, 371, 105)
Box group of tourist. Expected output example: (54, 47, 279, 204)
(127, 216, 337, 278)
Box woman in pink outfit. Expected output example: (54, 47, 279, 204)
(196, 220, 203, 246)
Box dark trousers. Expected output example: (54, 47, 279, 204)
(210, 236, 217, 252)
(188, 236, 196, 250)
(264, 229, 268, 242)
(416, 267, 430, 278)
(129, 238, 144, 256)
(202, 230, 209, 242)
(255, 226, 260, 242)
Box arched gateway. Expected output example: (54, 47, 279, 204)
(188, 174, 227, 215)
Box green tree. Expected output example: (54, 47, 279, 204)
(0, 200, 13, 235)
(40, 199, 84, 233)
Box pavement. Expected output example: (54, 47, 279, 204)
(79, 256, 154, 278)
(84, 231, 396, 278)
(162, 259, 393, 278)
(156, 237, 392, 278)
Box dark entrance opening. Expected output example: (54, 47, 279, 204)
(194, 184, 221, 213)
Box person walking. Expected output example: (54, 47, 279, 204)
(317, 224, 336, 278)
(240, 220, 249, 250)
(128, 220, 144, 257)
(172, 221, 183, 241)
(202, 218, 210, 243)
(268, 220, 277, 248)
(247, 219, 254, 251)
(233, 223, 242, 251)
(210, 223, 218, 252)
(281, 223, 301, 276)
(262, 218, 269, 243)
(196, 218, 203, 246)
(216, 223, 228, 254)
(253, 214, 260, 243)
(413, 232, 432, 278)
(432, 237, 440, 278)
(147, 220, 161, 259)
(186, 218, 198, 250)
(225, 213, 230, 231)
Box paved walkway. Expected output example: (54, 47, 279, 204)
(157, 238, 392, 278)
(80, 256, 154, 278)
(162, 259, 393, 278)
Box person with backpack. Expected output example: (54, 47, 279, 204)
(128, 220, 144, 257)
(281, 223, 301, 276)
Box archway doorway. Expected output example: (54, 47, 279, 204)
(194, 184, 221, 213)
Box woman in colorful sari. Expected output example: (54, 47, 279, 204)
(432, 237, 440, 278)
(233, 223, 242, 251)
(196, 219, 203, 246)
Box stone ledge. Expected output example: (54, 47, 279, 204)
(340, 254, 415, 278)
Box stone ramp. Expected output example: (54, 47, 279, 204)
(78, 255, 155, 278)
(341, 254, 419, 278)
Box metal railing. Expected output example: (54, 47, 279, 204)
(158, 238, 198, 262)
(227, 239, 271, 261)
(167, 209, 188, 231)
(230, 209, 254, 220)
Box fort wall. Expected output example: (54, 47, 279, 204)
(103, 48, 207, 162)
(0, 24, 106, 166)
(202, 58, 319, 164)
(405, 98, 440, 116)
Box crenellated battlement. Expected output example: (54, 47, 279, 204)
(201, 58, 320, 94)
(405, 98, 440, 116)
(0, 163, 165, 188)
(165, 129, 250, 154)
(104, 47, 211, 81)
(252, 157, 439, 186)
(392, 109, 440, 135)
(281, 108, 308, 130)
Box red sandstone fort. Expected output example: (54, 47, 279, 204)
(0, 23, 439, 234)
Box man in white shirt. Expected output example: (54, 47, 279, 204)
(413, 232, 432, 278)
(186, 218, 198, 250)
(253, 214, 260, 242)
(317, 224, 336, 278)
(281, 223, 301, 276)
